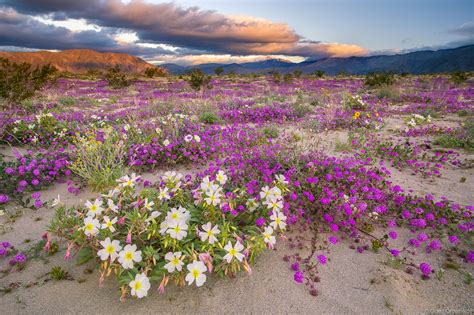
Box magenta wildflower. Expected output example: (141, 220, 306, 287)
(419, 263, 431, 276)
(294, 271, 304, 283)
(388, 231, 398, 240)
(291, 262, 300, 271)
(317, 255, 327, 264)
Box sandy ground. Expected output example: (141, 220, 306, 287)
(1, 117, 473, 314)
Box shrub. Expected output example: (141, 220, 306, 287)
(283, 73, 293, 83)
(0, 57, 57, 109)
(365, 72, 395, 88)
(342, 94, 368, 110)
(263, 126, 279, 138)
(269, 71, 281, 84)
(68, 128, 128, 192)
(450, 71, 469, 84)
(214, 67, 224, 76)
(293, 103, 312, 118)
(376, 85, 400, 100)
(313, 70, 325, 78)
(144, 67, 167, 78)
(184, 69, 211, 92)
(293, 70, 302, 78)
(199, 112, 219, 124)
(105, 65, 130, 89)
(59, 97, 76, 106)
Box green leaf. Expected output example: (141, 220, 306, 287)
(76, 247, 94, 265)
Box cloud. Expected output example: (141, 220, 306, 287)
(1, 0, 367, 58)
(0, 7, 178, 56)
(449, 21, 474, 37)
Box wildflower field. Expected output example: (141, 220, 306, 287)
(0, 74, 473, 313)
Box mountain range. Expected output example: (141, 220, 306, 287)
(0, 49, 159, 73)
(161, 45, 474, 75)
(0, 45, 472, 75)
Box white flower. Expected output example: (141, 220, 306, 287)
(83, 217, 100, 236)
(158, 187, 170, 201)
(184, 134, 193, 142)
(124, 124, 130, 131)
(85, 198, 103, 217)
(185, 261, 207, 287)
(260, 186, 271, 200)
(143, 198, 154, 211)
(51, 195, 61, 207)
(155, 127, 161, 134)
(223, 241, 245, 263)
(194, 135, 201, 143)
(167, 220, 188, 240)
(215, 170, 227, 185)
(262, 226, 276, 246)
(118, 244, 142, 269)
(145, 211, 161, 223)
(165, 206, 190, 223)
(265, 198, 283, 211)
(275, 174, 288, 185)
(159, 221, 169, 235)
(200, 176, 214, 191)
(198, 222, 220, 244)
(107, 199, 119, 213)
(270, 211, 287, 230)
(97, 237, 122, 262)
(163, 139, 170, 146)
(204, 186, 222, 206)
(117, 173, 140, 188)
(101, 216, 117, 232)
(164, 252, 184, 273)
(129, 273, 150, 298)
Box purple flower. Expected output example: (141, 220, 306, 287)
(291, 262, 300, 271)
(419, 262, 431, 276)
(0, 248, 7, 256)
(5, 167, 14, 175)
(255, 217, 265, 227)
(428, 240, 441, 250)
(294, 271, 304, 283)
(417, 233, 429, 242)
(448, 235, 459, 244)
(31, 192, 41, 199)
(34, 200, 43, 208)
(9, 253, 27, 265)
(31, 179, 40, 186)
(0, 194, 9, 204)
(388, 231, 398, 240)
(317, 255, 327, 265)
(328, 236, 338, 244)
(390, 249, 400, 257)
(465, 251, 474, 263)
(1, 242, 11, 248)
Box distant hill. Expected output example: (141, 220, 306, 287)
(0, 49, 163, 74)
(161, 45, 474, 75)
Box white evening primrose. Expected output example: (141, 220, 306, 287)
(117, 173, 140, 188)
(164, 252, 184, 273)
(262, 226, 276, 246)
(260, 186, 271, 200)
(163, 139, 170, 146)
(204, 187, 222, 206)
(101, 216, 117, 232)
(97, 237, 122, 262)
(51, 195, 61, 207)
(200, 176, 214, 191)
(193, 135, 201, 143)
(185, 261, 207, 287)
(129, 273, 150, 299)
(107, 199, 119, 213)
(215, 170, 227, 185)
(167, 220, 188, 240)
(143, 198, 155, 211)
(275, 174, 289, 185)
(118, 244, 142, 269)
(85, 198, 103, 217)
(158, 187, 170, 201)
(166, 206, 190, 223)
(83, 217, 100, 236)
(270, 211, 287, 230)
(184, 134, 193, 142)
(198, 222, 220, 244)
(223, 241, 245, 263)
(265, 198, 283, 211)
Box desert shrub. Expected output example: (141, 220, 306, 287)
(365, 72, 395, 88)
(283, 73, 293, 83)
(214, 67, 224, 76)
(376, 85, 400, 100)
(199, 112, 220, 124)
(434, 120, 474, 150)
(313, 70, 325, 78)
(184, 69, 211, 92)
(59, 96, 76, 106)
(263, 126, 279, 138)
(269, 71, 281, 84)
(69, 128, 128, 191)
(293, 70, 302, 78)
(144, 67, 167, 78)
(457, 109, 469, 117)
(0, 57, 57, 109)
(293, 103, 312, 118)
(105, 65, 130, 89)
(450, 71, 469, 84)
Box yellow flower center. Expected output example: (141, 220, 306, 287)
(85, 223, 93, 231)
(172, 258, 180, 266)
(229, 248, 237, 256)
(125, 252, 133, 260)
(192, 269, 200, 278)
(106, 245, 115, 253)
(134, 281, 142, 290)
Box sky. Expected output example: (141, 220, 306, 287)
(0, 0, 472, 65)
